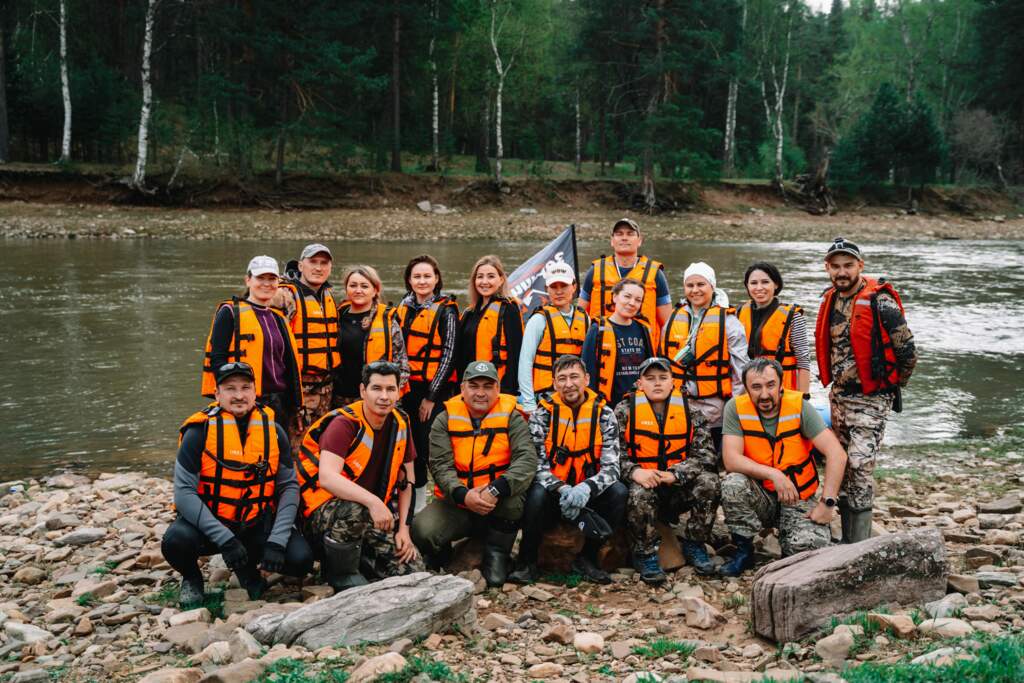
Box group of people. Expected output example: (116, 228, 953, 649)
(161, 219, 918, 605)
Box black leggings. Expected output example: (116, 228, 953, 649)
(401, 381, 451, 487)
(517, 480, 628, 565)
(161, 515, 314, 584)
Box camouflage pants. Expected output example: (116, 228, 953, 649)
(291, 375, 334, 454)
(305, 499, 424, 578)
(721, 473, 830, 557)
(830, 391, 894, 511)
(626, 461, 721, 555)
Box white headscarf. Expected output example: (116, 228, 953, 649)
(683, 261, 729, 307)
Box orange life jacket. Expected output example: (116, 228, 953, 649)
(591, 316, 654, 404)
(465, 297, 523, 383)
(622, 390, 693, 470)
(587, 255, 664, 349)
(338, 301, 401, 366)
(397, 295, 458, 385)
(294, 401, 410, 517)
(434, 393, 519, 500)
(735, 390, 818, 499)
(661, 304, 734, 399)
(200, 298, 304, 401)
(815, 277, 905, 395)
(531, 304, 590, 395)
(539, 388, 605, 486)
(737, 301, 802, 391)
(179, 404, 280, 525)
(279, 280, 340, 376)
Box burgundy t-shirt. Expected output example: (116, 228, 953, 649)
(319, 410, 416, 498)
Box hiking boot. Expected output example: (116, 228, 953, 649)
(681, 540, 716, 576)
(572, 554, 612, 585)
(633, 552, 666, 585)
(508, 562, 540, 585)
(718, 535, 755, 577)
(322, 536, 369, 593)
(178, 577, 204, 608)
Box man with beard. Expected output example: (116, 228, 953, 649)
(814, 238, 917, 543)
(718, 358, 849, 576)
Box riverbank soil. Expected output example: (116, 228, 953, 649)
(1, 165, 1022, 241)
(1, 435, 1022, 680)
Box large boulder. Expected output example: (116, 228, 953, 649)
(751, 528, 947, 642)
(246, 572, 474, 649)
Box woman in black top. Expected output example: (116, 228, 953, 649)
(456, 255, 523, 394)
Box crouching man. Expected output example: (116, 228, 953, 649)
(511, 355, 627, 585)
(719, 358, 849, 576)
(411, 361, 537, 587)
(163, 361, 313, 607)
(295, 360, 422, 592)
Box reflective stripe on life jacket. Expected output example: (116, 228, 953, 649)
(179, 404, 280, 525)
(294, 401, 410, 517)
(466, 297, 523, 383)
(434, 393, 519, 500)
(587, 255, 664, 349)
(532, 305, 590, 395)
(737, 301, 801, 391)
(592, 316, 654, 404)
(735, 390, 818, 499)
(200, 297, 304, 401)
(279, 281, 340, 375)
(398, 295, 458, 385)
(815, 277, 905, 395)
(539, 388, 605, 486)
(661, 304, 734, 399)
(622, 390, 692, 470)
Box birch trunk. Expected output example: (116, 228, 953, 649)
(429, 0, 439, 171)
(722, 0, 746, 178)
(0, 24, 9, 163)
(489, 0, 522, 188)
(758, 1, 792, 190)
(574, 87, 581, 175)
(58, 0, 72, 163)
(494, 75, 504, 186)
(132, 0, 157, 188)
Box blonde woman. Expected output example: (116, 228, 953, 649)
(456, 255, 524, 394)
(334, 265, 409, 406)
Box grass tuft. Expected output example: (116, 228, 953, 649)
(377, 656, 465, 683)
(843, 635, 1024, 682)
(632, 638, 697, 659)
(542, 573, 583, 588)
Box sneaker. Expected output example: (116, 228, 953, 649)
(508, 562, 540, 585)
(571, 555, 612, 585)
(633, 552, 666, 585)
(178, 578, 204, 608)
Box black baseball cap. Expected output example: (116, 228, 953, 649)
(215, 361, 255, 385)
(575, 507, 613, 541)
(825, 237, 862, 261)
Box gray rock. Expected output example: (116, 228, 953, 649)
(978, 495, 1022, 515)
(751, 528, 947, 642)
(55, 527, 107, 546)
(416, 200, 432, 212)
(10, 670, 50, 683)
(925, 593, 967, 619)
(976, 571, 1020, 588)
(247, 572, 474, 649)
(4, 622, 52, 644)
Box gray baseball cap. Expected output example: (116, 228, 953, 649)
(300, 243, 332, 261)
(638, 356, 673, 375)
(463, 361, 499, 382)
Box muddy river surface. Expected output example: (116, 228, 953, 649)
(1, 237, 1021, 479)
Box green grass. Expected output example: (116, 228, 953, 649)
(585, 604, 603, 617)
(75, 592, 98, 607)
(723, 593, 747, 610)
(632, 638, 697, 660)
(596, 664, 614, 676)
(542, 573, 583, 588)
(843, 636, 1024, 682)
(377, 656, 465, 683)
(259, 658, 349, 683)
(144, 581, 225, 618)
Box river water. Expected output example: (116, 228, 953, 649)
(1, 237, 1021, 479)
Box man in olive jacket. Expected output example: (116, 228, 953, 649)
(411, 361, 537, 586)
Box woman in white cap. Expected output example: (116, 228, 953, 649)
(200, 255, 304, 439)
(661, 262, 749, 453)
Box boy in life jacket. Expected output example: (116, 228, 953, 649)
(295, 361, 423, 593)
(410, 361, 538, 587)
(718, 358, 849, 576)
(510, 354, 627, 585)
(815, 238, 917, 543)
(616, 357, 721, 585)
(162, 362, 313, 607)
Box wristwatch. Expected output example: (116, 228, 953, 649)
(823, 496, 839, 508)
(485, 484, 501, 498)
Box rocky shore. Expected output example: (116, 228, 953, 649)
(1, 436, 1022, 682)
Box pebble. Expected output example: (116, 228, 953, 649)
(918, 618, 975, 638)
(348, 653, 407, 683)
(814, 631, 853, 665)
(573, 631, 604, 654)
(526, 662, 564, 679)
(12, 567, 46, 584)
(55, 526, 107, 546)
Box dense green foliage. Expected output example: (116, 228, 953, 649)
(0, 0, 1020, 186)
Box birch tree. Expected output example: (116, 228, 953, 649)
(754, 0, 794, 190)
(722, 0, 747, 178)
(57, 0, 72, 163)
(489, 0, 524, 187)
(574, 86, 581, 174)
(132, 0, 158, 189)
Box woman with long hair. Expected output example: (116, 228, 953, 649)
(456, 255, 524, 394)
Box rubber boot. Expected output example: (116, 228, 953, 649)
(847, 509, 874, 544)
(422, 543, 452, 572)
(718, 535, 755, 577)
(480, 526, 517, 587)
(681, 540, 716, 576)
(839, 499, 853, 544)
(321, 536, 369, 593)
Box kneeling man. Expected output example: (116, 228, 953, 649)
(511, 355, 627, 585)
(411, 361, 537, 587)
(719, 358, 849, 576)
(296, 360, 421, 592)
(163, 361, 313, 606)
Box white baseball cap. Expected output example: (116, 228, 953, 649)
(246, 255, 280, 278)
(545, 262, 576, 287)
